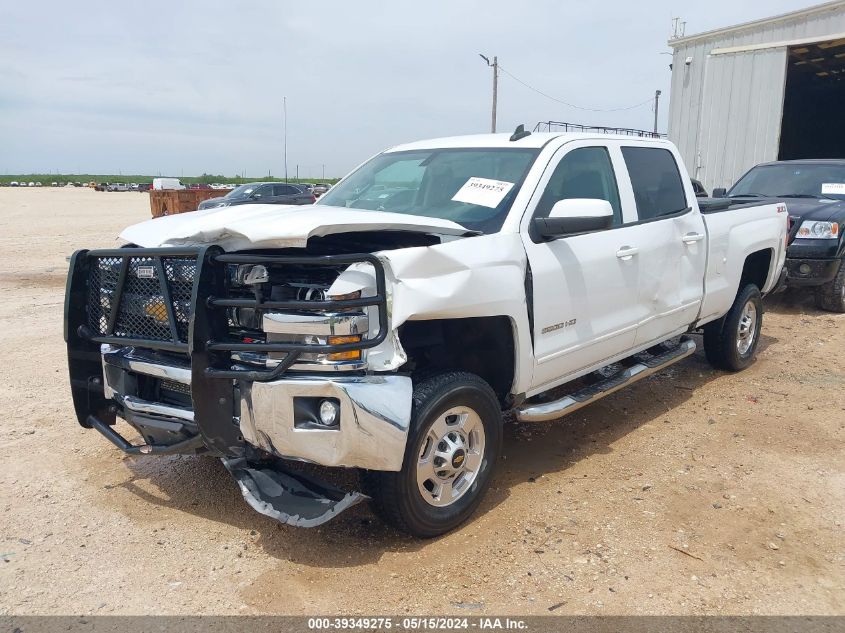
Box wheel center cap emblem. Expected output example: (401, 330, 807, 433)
(452, 449, 466, 469)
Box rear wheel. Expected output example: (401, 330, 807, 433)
(704, 284, 763, 372)
(362, 371, 502, 538)
(815, 262, 845, 313)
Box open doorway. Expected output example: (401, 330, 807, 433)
(778, 38, 845, 160)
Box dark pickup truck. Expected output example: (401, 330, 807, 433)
(714, 159, 845, 312)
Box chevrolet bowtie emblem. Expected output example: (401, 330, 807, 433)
(144, 299, 169, 324)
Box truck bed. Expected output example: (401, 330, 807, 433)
(697, 200, 788, 326)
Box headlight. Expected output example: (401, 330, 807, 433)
(796, 221, 839, 239)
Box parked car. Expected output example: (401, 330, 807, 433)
(196, 182, 315, 210)
(107, 183, 130, 192)
(188, 183, 213, 190)
(311, 183, 330, 195)
(65, 130, 787, 537)
(152, 177, 186, 191)
(714, 159, 845, 312)
(137, 183, 152, 192)
(94, 183, 109, 192)
(10, 181, 19, 187)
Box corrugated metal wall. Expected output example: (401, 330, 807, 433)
(695, 48, 787, 190)
(667, 2, 845, 191)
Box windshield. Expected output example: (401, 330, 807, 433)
(316, 148, 540, 233)
(226, 184, 258, 199)
(729, 163, 845, 200)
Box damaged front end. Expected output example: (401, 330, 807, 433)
(64, 246, 411, 527)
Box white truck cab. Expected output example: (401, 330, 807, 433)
(65, 130, 788, 536)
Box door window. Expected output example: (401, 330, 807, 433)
(621, 147, 688, 221)
(535, 147, 622, 227)
(274, 184, 298, 196)
(252, 184, 273, 198)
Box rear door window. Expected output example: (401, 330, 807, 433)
(621, 147, 688, 221)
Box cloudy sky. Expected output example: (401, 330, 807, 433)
(0, 0, 814, 178)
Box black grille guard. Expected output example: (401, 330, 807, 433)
(205, 251, 388, 380)
(65, 245, 389, 456)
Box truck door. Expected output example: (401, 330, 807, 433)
(522, 143, 644, 392)
(618, 145, 707, 346)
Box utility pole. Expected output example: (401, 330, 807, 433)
(322, 164, 325, 181)
(296, 164, 299, 180)
(653, 89, 662, 135)
(479, 54, 498, 133)
(283, 96, 288, 183)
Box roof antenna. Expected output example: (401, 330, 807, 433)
(510, 124, 531, 142)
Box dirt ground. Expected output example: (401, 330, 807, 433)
(0, 187, 842, 616)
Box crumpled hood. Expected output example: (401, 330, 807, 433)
(120, 204, 472, 250)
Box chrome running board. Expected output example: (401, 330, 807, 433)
(516, 338, 697, 423)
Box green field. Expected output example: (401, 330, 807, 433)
(0, 174, 339, 186)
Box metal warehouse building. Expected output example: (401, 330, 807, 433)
(667, 1, 845, 192)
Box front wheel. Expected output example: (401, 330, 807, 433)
(815, 263, 845, 313)
(704, 283, 763, 372)
(362, 371, 502, 538)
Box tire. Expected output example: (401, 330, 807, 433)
(815, 262, 845, 313)
(703, 283, 763, 372)
(362, 371, 502, 538)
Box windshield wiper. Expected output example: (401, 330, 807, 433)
(775, 194, 820, 199)
(729, 193, 765, 197)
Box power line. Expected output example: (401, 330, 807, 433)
(497, 64, 655, 113)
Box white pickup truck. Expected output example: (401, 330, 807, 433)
(65, 129, 788, 536)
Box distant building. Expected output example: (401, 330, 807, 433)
(667, 1, 845, 191)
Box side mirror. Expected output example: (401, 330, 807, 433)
(712, 187, 727, 198)
(533, 199, 614, 240)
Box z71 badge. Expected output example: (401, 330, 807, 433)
(542, 318, 576, 334)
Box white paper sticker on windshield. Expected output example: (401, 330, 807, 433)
(821, 183, 845, 195)
(451, 177, 515, 208)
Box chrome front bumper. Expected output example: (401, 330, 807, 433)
(101, 346, 412, 471)
(240, 374, 412, 471)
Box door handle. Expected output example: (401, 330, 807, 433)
(616, 246, 639, 259)
(682, 232, 705, 244)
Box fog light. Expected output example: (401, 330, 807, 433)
(799, 263, 812, 275)
(319, 399, 340, 426)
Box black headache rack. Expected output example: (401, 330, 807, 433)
(65, 246, 388, 457)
